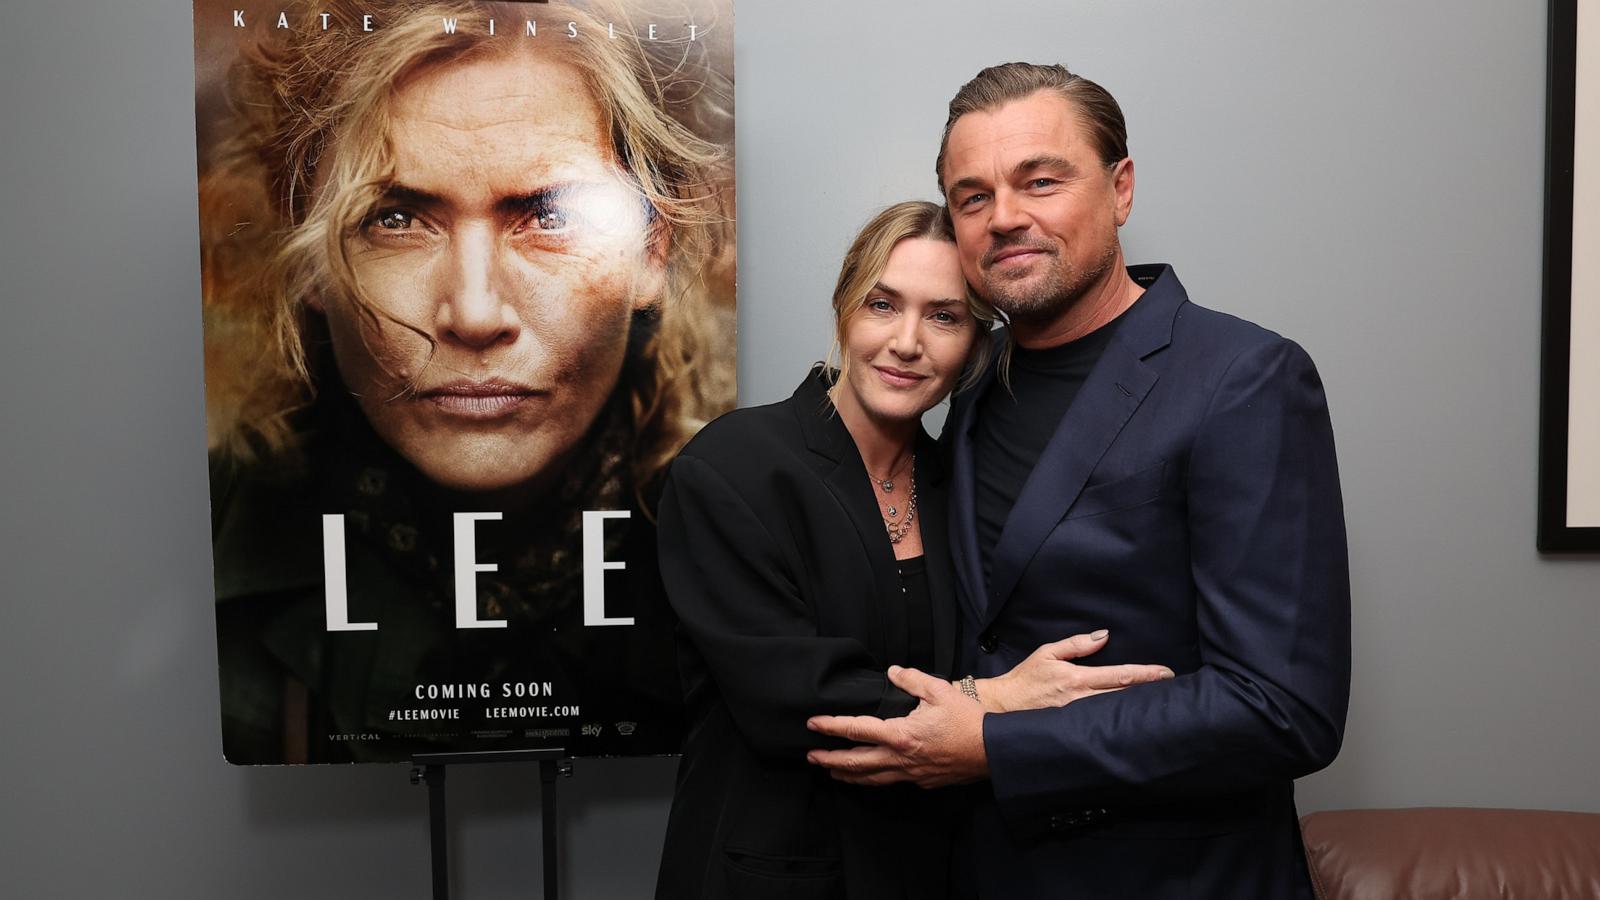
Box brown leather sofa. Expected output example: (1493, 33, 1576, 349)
(1299, 808, 1600, 899)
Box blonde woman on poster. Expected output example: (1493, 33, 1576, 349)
(195, 0, 734, 764)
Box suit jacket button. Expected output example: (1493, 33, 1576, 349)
(978, 631, 998, 653)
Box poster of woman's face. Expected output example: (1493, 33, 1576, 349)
(195, 0, 735, 764)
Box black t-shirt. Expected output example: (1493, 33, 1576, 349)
(973, 315, 1126, 588)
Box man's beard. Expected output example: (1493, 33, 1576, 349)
(979, 236, 1117, 327)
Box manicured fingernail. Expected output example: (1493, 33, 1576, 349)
(888, 665, 902, 675)
(806, 718, 819, 730)
(806, 752, 818, 764)
(1091, 629, 1109, 640)
(1161, 669, 1175, 679)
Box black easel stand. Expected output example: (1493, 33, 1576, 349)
(409, 748, 573, 900)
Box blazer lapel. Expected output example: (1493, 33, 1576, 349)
(983, 346, 1156, 623)
(948, 358, 998, 624)
(823, 456, 904, 662)
(981, 266, 1185, 625)
(791, 368, 906, 664)
(914, 443, 958, 678)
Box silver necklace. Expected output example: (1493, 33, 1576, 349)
(884, 475, 918, 544)
(869, 455, 917, 542)
(867, 453, 914, 494)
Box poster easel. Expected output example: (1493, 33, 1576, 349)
(410, 748, 572, 900)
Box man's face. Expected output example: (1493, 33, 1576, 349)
(941, 91, 1133, 325)
(317, 51, 663, 497)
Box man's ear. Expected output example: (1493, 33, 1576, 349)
(1112, 157, 1135, 227)
(634, 212, 671, 311)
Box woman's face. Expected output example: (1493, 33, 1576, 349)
(316, 50, 663, 497)
(836, 237, 978, 426)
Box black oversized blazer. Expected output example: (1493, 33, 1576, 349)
(653, 367, 960, 900)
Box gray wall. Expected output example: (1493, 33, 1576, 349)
(2, 0, 1595, 897)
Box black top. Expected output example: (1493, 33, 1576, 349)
(973, 314, 1125, 586)
(654, 367, 960, 900)
(896, 555, 936, 674)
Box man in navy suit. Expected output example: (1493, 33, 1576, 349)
(809, 63, 1350, 898)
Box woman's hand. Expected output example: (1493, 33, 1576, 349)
(968, 631, 1174, 713)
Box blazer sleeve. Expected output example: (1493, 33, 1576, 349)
(984, 337, 1351, 824)
(658, 453, 919, 759)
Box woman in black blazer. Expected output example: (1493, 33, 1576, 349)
(655, 202, 1053, 899)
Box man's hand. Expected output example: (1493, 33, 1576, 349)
(805, 665, 987, 788)
(976, 630, 1174, 713)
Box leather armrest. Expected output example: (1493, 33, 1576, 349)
(1300, 807, 1600, 900)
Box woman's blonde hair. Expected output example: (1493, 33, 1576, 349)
(828, 201, 1000, 391)
(199, 0, 734, 495)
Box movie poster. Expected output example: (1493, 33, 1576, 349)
(194, 0, 735, 764)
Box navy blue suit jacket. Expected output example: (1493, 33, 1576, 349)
(949, 265, 1351, 899)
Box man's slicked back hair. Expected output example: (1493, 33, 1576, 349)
(936, 62, 1129, 193)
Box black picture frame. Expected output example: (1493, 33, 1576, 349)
(1539, 0, 1600, 552)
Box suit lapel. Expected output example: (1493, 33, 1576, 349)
(983, 345, 1157, 624)
(980, 265, 1186, 626)
(949, 357, 998, 624)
